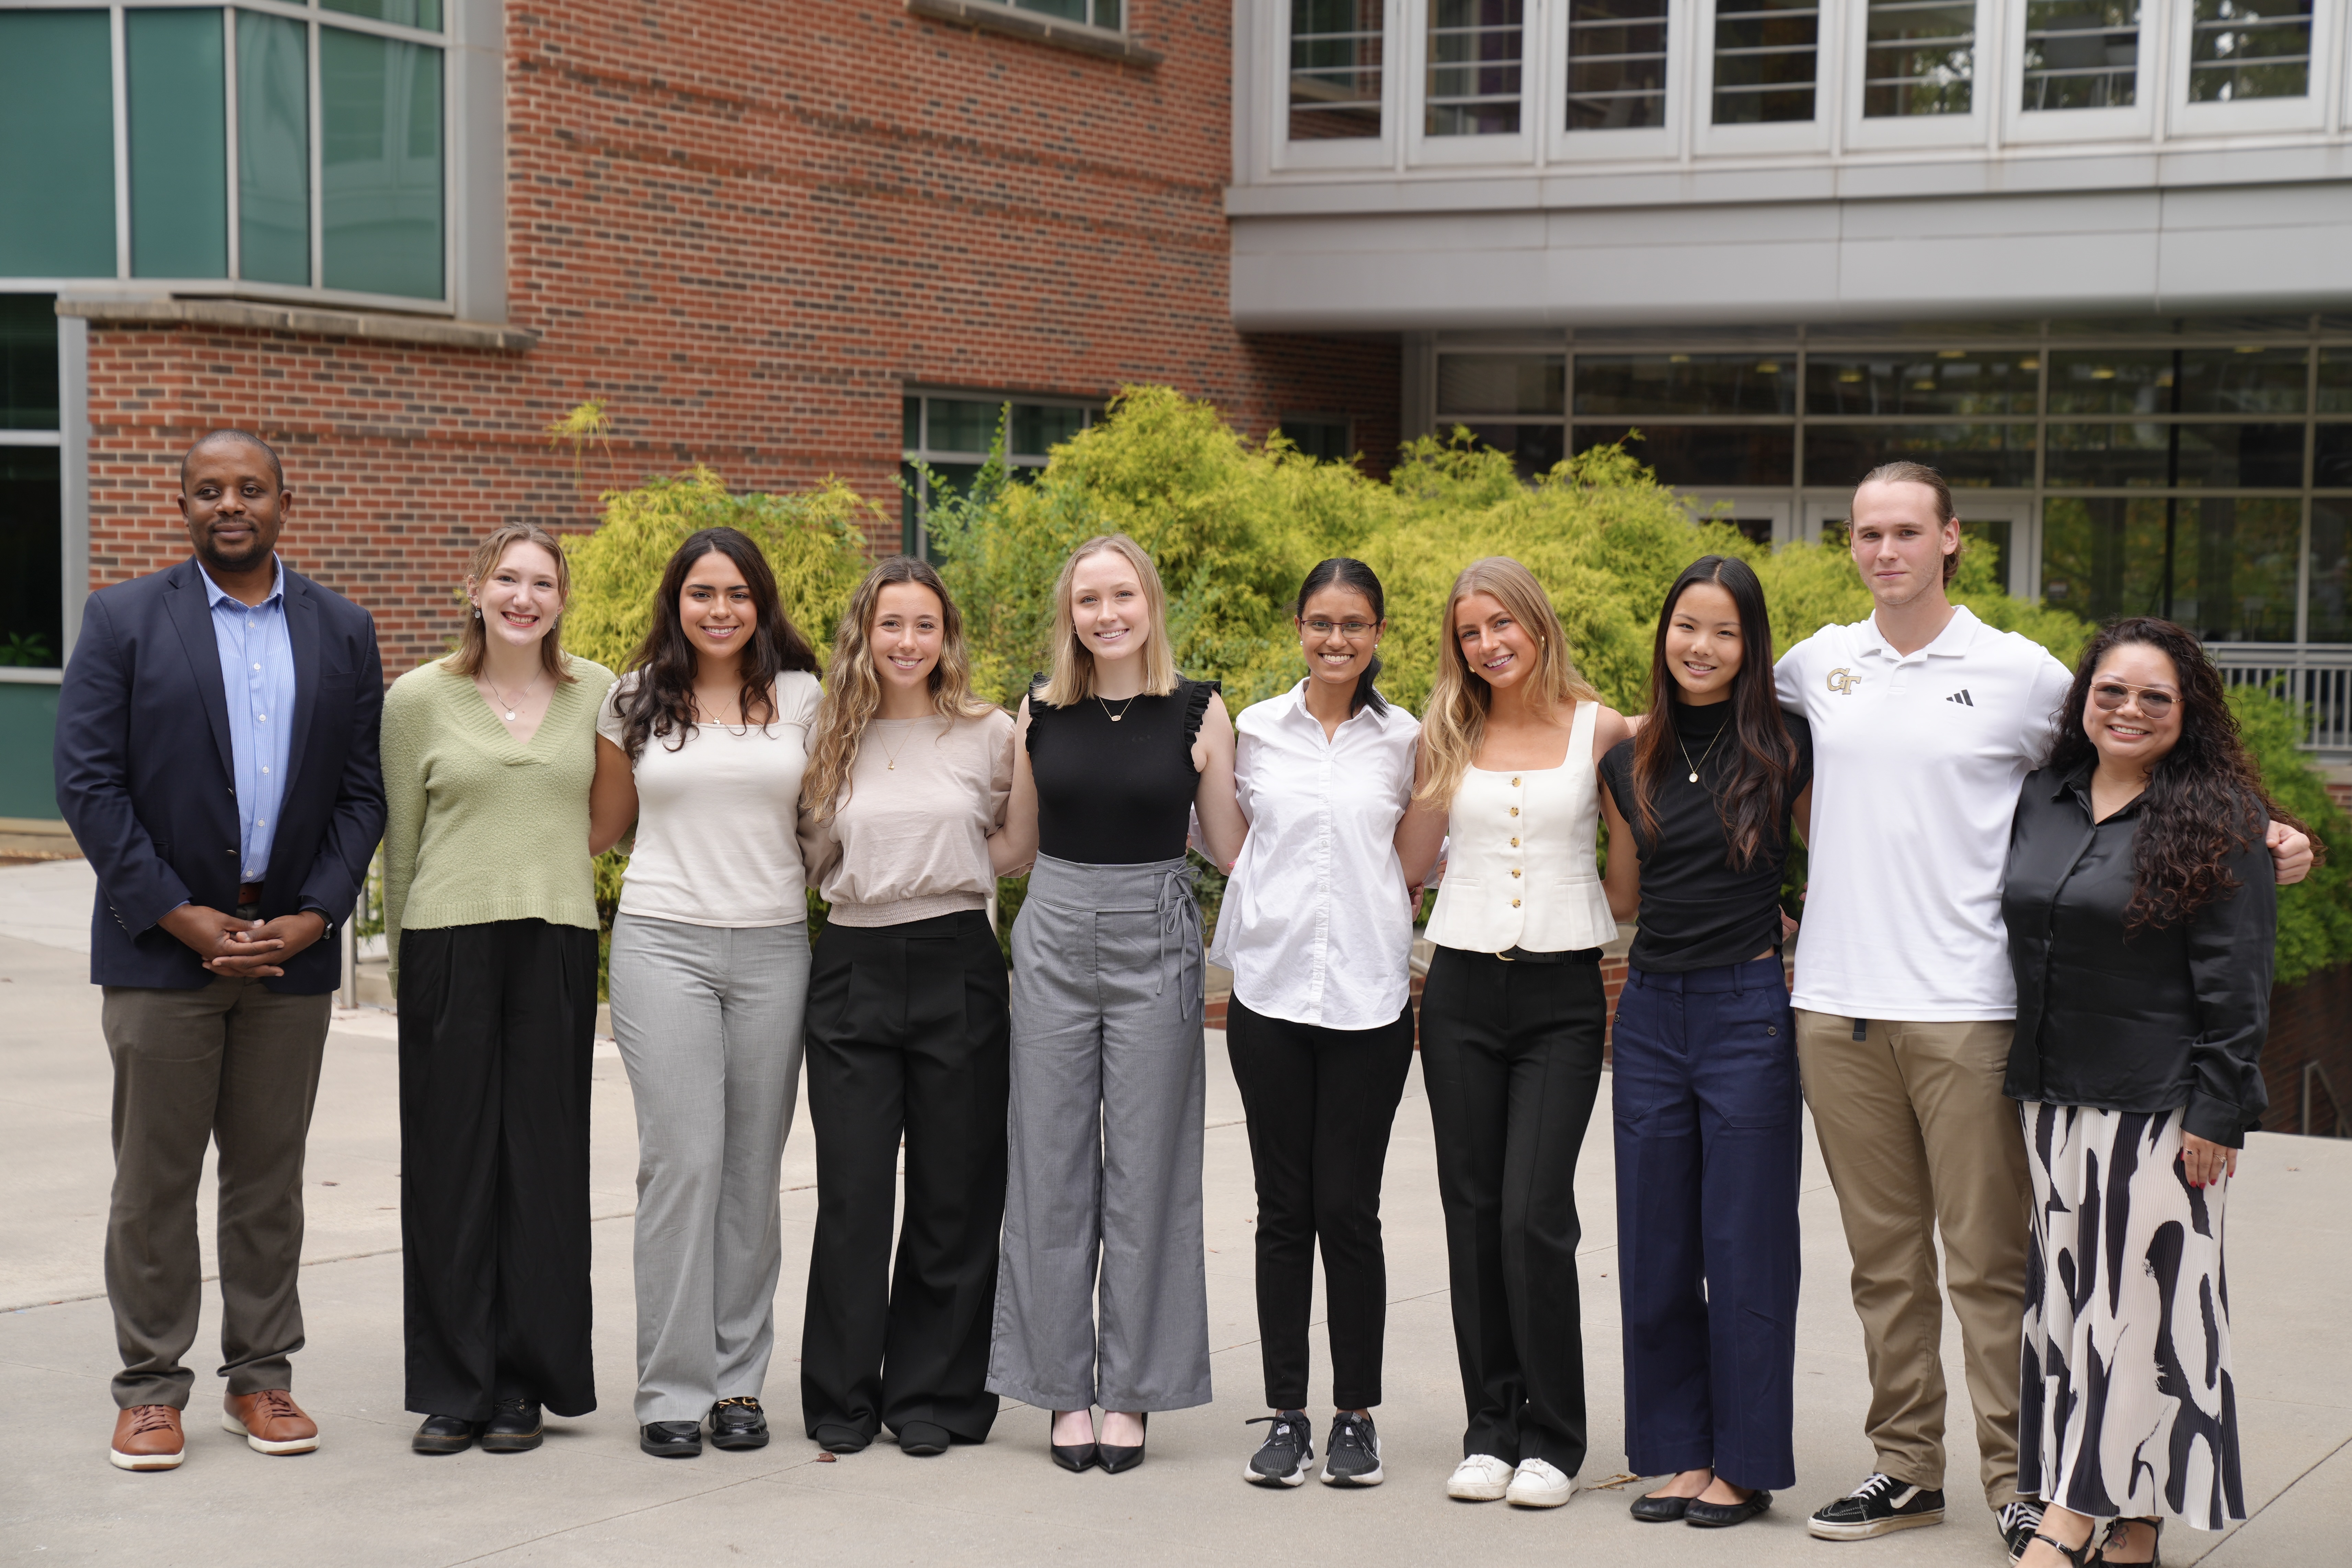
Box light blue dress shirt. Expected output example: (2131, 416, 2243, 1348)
(203, 557, 297, 883)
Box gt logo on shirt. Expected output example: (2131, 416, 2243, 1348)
(1827, 667, 1863, 695)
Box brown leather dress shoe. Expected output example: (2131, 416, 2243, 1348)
(111, 1405, 186, 1470)
(221, 1389, 320, 1454)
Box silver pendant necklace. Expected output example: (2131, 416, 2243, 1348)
(484, 672, 539, 723)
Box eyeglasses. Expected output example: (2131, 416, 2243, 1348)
(1302, 619, 1377, 640)
(2091, 680, 2177, 716)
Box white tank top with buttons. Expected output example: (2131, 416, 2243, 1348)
(1422, 697, 1615, 955)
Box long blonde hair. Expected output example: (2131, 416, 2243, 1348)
(1038, 534, 1178, 707)
(1415, 556, 1598, 806)
(802, 556, 996, 822)
(452, 522, 575, 684)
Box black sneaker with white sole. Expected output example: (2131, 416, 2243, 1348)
(1808, 1472, 1946, 1540)
(1321, 1412, 1383, 1487)
(1242, 1411, 1314, 1487)
(2000, 1499, 2049, 1562)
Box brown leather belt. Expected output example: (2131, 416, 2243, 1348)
(237, 882, 265, 907)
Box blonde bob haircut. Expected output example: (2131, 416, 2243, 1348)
(1038, 533, 1178, 707)
(1415, 555, 1599, 807)
(453, 521, 576, 685)
(802, 556, 997, 823)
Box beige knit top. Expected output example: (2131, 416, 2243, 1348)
(798, 708, 1015, 927)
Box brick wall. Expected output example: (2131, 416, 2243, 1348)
(2264, 962, 2352, 1138)
(81, 1, 1401, 674)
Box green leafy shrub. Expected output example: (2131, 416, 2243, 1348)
(2228, 686, 2352, 987)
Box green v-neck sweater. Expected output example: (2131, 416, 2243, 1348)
(380, 654, 617, 981)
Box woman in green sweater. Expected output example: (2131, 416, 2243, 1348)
(381, 521, 618, 1456)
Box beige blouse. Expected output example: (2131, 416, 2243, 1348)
(798, 708, 1015, 927)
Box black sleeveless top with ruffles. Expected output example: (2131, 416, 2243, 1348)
(1025, 675, 1217, 865)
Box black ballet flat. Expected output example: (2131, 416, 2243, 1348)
(1049, 1412, 1098, 1473)
(1099, 1412, 1148, 1475)
(1686, 1489, 1772, 1528)
(1630, 1491, 1693, 1522)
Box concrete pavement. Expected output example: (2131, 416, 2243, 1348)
(2, 860, 2347, 1567)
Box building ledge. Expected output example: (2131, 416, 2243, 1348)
(55, 297, 538, 352)
(905, 0, 1162, 65)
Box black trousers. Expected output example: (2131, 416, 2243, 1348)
(1418, 946, 1607, 1472)
(398, 919, 599, 1421)
(1225, 997, 1416, 1411)
(800, 910, 1009, 1442)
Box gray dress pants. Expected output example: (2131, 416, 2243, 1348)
(987, 854, 1213, 1414)
(608, 913, 810, 1424)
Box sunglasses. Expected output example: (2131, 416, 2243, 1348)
(2091, 680, 2177, 717)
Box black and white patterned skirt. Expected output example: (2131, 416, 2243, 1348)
(2019, 1102, 2245, 1531)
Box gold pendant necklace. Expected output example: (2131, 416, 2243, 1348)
(879, 721, 917, 771)
(1677, 720, 1727, 784)
(1095, 692, 1140, 724)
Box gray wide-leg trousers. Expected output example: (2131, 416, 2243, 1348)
(987, 853, 1213, 1414)
(608, 913, 810, 1424)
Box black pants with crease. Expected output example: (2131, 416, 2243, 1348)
(398, 919, 599, 1421)
(799, 910, 1010, 1443)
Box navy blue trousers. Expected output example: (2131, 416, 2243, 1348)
(1611, 955, 1801, 1490)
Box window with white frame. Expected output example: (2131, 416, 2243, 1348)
(1712, 0, 1821, 124)
(1290, 0, 1385, 139)
(901, 393, 1100, 559)
(0, 295, 62, 671)
(2188, 0, 2313, 101)
(1426, 0, 1525, 135)
(1862, 0, 1976, 116)
(1007, 0, 1124, 27)
(1565, 0, 1670, 130)
(2022, 1, 2141, 110)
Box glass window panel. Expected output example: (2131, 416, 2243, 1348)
(238, 10, 311, 287)
(322, 0, 445, 26)
(1280, 417, 1354, 461)
(1805, 424, 2037, 488)
(1010, 403, 1086, 459)
(0, 448, 63, 669)
(1566, 0, 1668, 132)
(1805, 351, 2040, 416)
(1427, 0, 1524, 136)
(1465, 423, 1565, 480)
(2189, 0, 2312, 102)
(2048, 348, 2180, 414)
(2311, 500, 2350, 642)
(1438, 354, 1564, 416)
(2023, 0, 2139, 111)
(1574, 425, 1794, 486)
(0, 11, 116, 279)
(1, 296, 60, 432)
(1574, 353, 1794, 415)
(2317, 348, 2352, 414)
(1963, 517, 2012, 593)
(1712, 0, 1818, 124)
(2045, 423, 2304, 487)
(2046, 346, 2304, 415)
(2315, 424, 2352, 488)
(902, 397, 921, 448)
(1290, 0, 1384, 140)
(1863, 0, 1975, 117)
(2040, 495, 2299, 640)
(128, 10, 229, 281)
(321, 28, 443, 299)
(925, 400, 1005, 456)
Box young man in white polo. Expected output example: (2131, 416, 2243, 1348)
(1777, 461, 2310, 1559)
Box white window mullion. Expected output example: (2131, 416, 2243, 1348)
(223, 4, 242, 281)
(110, 5, 130, 279)
(307, 11, 322, 289)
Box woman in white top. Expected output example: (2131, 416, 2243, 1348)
(588, 526, 822, 1461)
(794, 557, 1021, 1459)
(1212, 558, 1421, 1491)
(1396, 555, 1633, 1511)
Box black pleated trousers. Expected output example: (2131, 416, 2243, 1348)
(800, 910, 1010, 1444)
(397, 919, 600, 1420)
(1418, 946, 1607, 1473)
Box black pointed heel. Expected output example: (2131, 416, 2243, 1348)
(1100, 1412, 1148, 1474)
(1049, 1411, 1098, 1473)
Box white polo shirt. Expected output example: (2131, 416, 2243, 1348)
(1776, 604, 2074, 1022)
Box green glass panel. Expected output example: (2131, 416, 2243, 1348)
(0, 447, 64, 670)
(2040, 494, 2299, 641)
(1, 296, 60, 431)
(321, 29, 443, 298)
(1010, 403, 1085, 458)
(1575, 353, 1794, 415)
(0, 12, 116, 278)
(238, 10, 310, 286)
(2316, 348, 2352, 414)
(322, 0, 444, 29)
(926, 401, 1004, 456)
(902, 397, 921, 448)
(2312, 500, 2350, 642)
(129, 10, 230, 279)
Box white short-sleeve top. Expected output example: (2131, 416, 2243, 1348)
(1422, 696, 1615, 955)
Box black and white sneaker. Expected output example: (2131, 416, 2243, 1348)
(1808, 1472, 1947, 1540)
(1242, 1410, 1314, 1487)
(1321, 1412, 1384, 1487)
(2000, 1499, 2049, 1562)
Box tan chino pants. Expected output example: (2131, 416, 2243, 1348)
(1794, 1010, 2034, 1513)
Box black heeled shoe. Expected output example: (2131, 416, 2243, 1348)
(2098, 1517, 2164, 1566)
(1049, 1411, 1098, 1473)
(1100, 1412, 1148, 1474)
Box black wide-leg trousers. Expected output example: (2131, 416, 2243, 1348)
(398, 919, 600, 1421)
(1224, 997, 1416, 1412)
(800, 911, 1010, 1443)
(1418, 946, 1607, 1474)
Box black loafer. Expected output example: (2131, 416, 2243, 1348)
(1630, 1491, 1692, 1522)
(708, 1398, 768, 1452)
(1099, 1412, 1148, 1475)
(813, 1423, 870, 1455)
(480, 1398, 543, 1454)
(1687, 1489, 1773, 1528)
(412, 1414, 476, 1455)
(897, 1420, 951, 1457)
(641, 1420, 702, 1458)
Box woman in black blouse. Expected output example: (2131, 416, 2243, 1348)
(985, 533, 1247, 1475)
(2002, 617, 2304, 1568)
(1597, 555, 1811, 1531)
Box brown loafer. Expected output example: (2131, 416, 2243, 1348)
(221, 1389, 320, 1454)
(111, 1404, 186, 1470)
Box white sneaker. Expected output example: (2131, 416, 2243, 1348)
(1505, 1457, 1576, 1508)
(1446, 1453, 1516, 1501)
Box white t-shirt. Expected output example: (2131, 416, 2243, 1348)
(1776, 605, 2074, 1021)
(596, 670, 821, 927)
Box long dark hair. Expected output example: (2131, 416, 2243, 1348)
(1632, 555, 1800, 868)
(1296, 557, 1388, 716)
(2045, 616, 2315, 932)
(616, 526, 818, 759)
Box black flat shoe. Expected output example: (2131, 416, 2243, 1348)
(480, 1398, 544, 1454)
(813, 1423, 870, 1455)
(1686, 1489, 1773, 1528)
(412, 1414, 475, 1455)
(1630, 1491, 1693, 1522)
(1099, 1412, 1148, 1475)
(1049, 1412, 1098, 1473)
(897, 1420, 952, 1456)
(708, 1397, 768, 1452)
(640, 1420, 702, 1457)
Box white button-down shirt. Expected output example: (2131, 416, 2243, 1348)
(1209, 681, 1420, 1031)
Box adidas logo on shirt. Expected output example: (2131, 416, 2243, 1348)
(1945, 689, 1975, 707)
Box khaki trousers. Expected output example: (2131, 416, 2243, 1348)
(1793, 1010, 2033, 1512)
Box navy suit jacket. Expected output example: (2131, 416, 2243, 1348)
(54, 557, 387, 993)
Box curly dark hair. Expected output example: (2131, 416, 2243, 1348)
(615, 526, 818, 760)
(2045, 616, 2316, 932)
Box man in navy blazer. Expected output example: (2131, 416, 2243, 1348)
(55, 430, 385, 1472)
